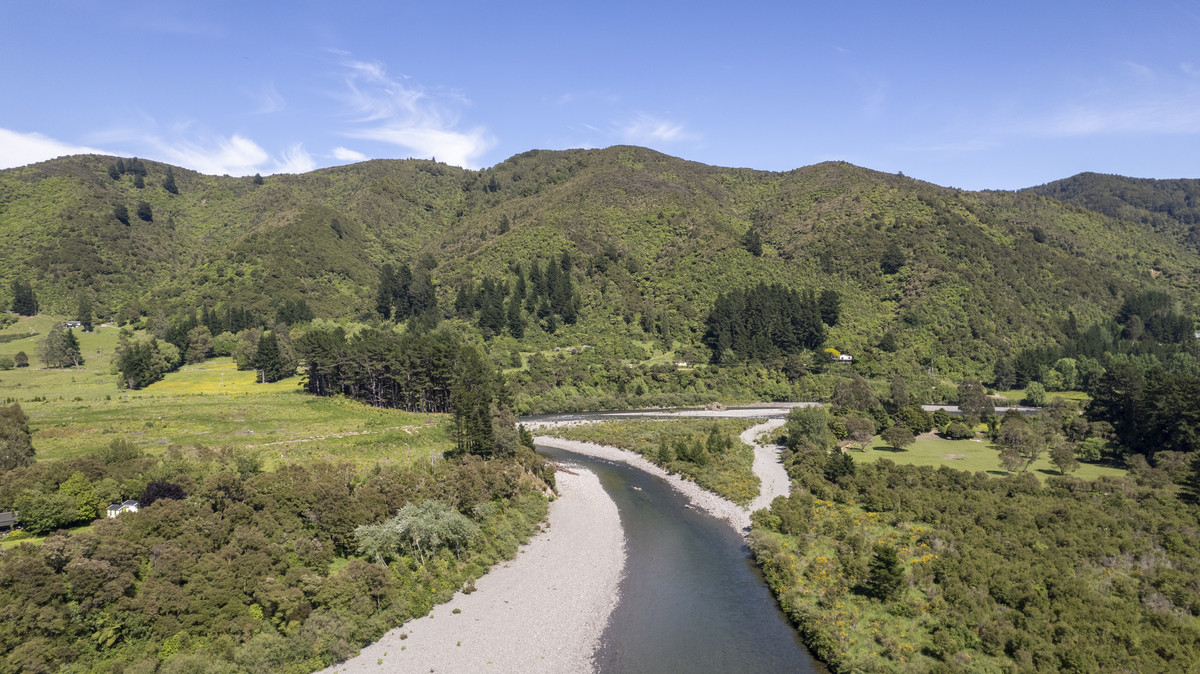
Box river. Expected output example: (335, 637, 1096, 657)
(538, 443, 822, 673)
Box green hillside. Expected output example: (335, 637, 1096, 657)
(2, 148, 1198, 380)
(1025, 172, 1200, 254)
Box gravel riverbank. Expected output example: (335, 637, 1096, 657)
(745, 419, 790, 513)
(535, 436, 755, 532)
(536, 418, 793, 535)
(320, 467, 625, 673)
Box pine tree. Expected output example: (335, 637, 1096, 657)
(0, 403, 36, 471)
(375, 264, 397, 319)
(865, 544, 906, 600)
(254, 331, 284, 383)
(10, 280, 38, 316)
(506, 293, 525, 339)
(818, 289, 841, 326)
(162, 167, 178, 194)
(451, 345, 497, 457)
(136, 200, 153, 221)
(76, 294, 93, 332)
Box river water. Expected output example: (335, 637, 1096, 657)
(537, 444, 822, 673)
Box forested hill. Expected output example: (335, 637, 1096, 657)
(2, 147, 1198, 375)
(1024, 172, 1200, 254)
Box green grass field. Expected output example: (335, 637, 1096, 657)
(858, 433, 1126, 481)
(2, 316, 451, 470)
(0, 315, 125, 401)
(995, 388, 1091, 404)
(0, 525, 93, 550)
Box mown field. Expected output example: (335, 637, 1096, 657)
(860, 433, 1126, 482)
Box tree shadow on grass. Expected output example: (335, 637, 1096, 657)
(873, 446, 908, 453)
(986, 470, 1009, 476)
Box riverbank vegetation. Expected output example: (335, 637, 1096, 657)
(546, 418, 760, 504)
(0, 443, 550, 673)
(0, 315, 557, 673)
(751, 462, 1200, 671)
(750, 407, 1200, 672)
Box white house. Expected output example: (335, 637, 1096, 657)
(106, 500, 139, 518)
(837, 354, 853, 362)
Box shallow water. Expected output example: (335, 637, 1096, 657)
(538, 445, 822, 674)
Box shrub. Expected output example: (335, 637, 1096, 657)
(944, 421, 973, 440)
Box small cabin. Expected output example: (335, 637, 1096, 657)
(837, 354, 853, 362)
(0, 511, 18, 532)
(64, 320, 82, 329)
(106, 500, 140, 518)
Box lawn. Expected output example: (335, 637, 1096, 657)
(995, 388, 1091, 404)
(857, 433, 1126, 482)
(1, 524, 93, 550)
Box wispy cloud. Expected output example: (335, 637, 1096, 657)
(251, 83, 286, 115)
(552, 91, 621, 106)
(334, 56, 495, 168)
(0, 128, 110, 170)
(152, 134, 269, 175)
(332, 146, 368, 162)
(1031, 96, 1200, 136)
(618, 113, 690, 144)
(272, 144, 316, 174)
(95, 124, 315, 176)
(1011, 64, 1200, 137)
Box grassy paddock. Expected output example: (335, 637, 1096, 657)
(0, 315, 125, 401)
(0, 327, 450, 469)
(859, 433, 1125, 481)
(995, 388, 1091, 403)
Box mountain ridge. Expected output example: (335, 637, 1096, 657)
(2, 147, 1197, 377)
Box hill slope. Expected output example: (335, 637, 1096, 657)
(2, 148, 1197, 376)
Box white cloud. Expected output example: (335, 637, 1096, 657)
(332, 146, 369, 162)
(153, 134, 270, 175)
(0, 128, 110, 170)
(335, 56, 495, 168)
(138, 132, 312, 176)
(272, 144, 316, 174)
(618, 114, 689, 144)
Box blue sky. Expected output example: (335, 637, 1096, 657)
(2, 1, 1198, 189)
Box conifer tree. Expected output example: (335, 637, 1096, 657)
(451, 344, 497, 457)
(0, 403, 36, 472)
(506, 293, 525, 339)
(162, 167, 178, 194)
(254, 331, 284, 383)
(10, 280, 38, 316)
(76, 293, 93, 332)
(865, 544, 906, 600)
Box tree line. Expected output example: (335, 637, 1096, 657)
(702, 284, 840, 363)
